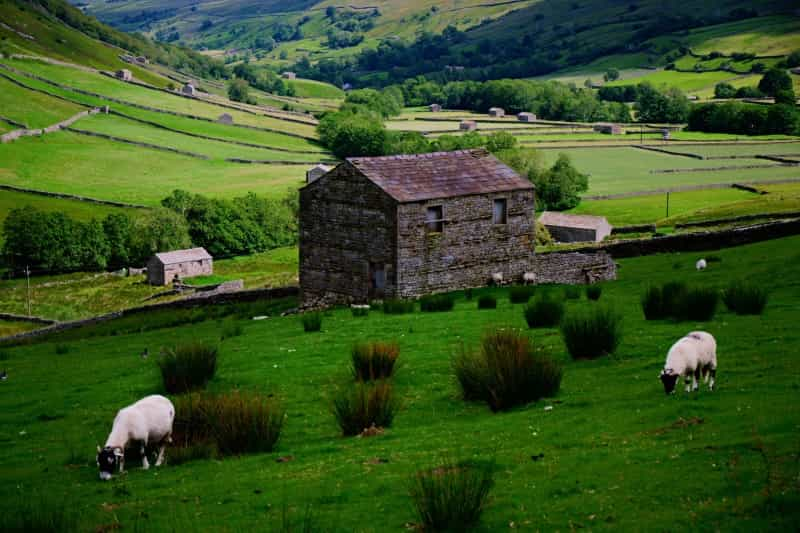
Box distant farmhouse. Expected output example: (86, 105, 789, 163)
(147, 247, 213, 286)
(306, 163, 332, 184)
(115, 69, 132, 81)
(299, 150, 536, 307)
(538, 212, 612, 243)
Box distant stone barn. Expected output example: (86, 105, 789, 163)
(299, 150, 537, 307)
(538, 212, 612, 243)
(181, 83, 196, 96)
(147, 247, 213, 286)
(116, 69, 132, 81)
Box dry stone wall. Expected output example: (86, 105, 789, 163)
(535, 251, 617, 284)
(1, 108, 100, 143)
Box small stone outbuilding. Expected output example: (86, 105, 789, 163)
(147, 247, 213, 286)
(489, 107, 505, 117)
(593, 123, 624, 135)
(517, 112, 536, 122)
(538, 212, 613, 243)
(299, 149, 537, 307)
(282, 71, 297, 80)
(306, 163, 332, 184)
(116, 69, 132, 81)
(429, 103, 442, 112)
(460, 120, 477, 131)
(181, 83, 196, 96)
(217, 113, 234, 125)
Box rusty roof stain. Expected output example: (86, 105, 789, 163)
(154, 247, 212, 265)
(538, 212, 611, 230)
(346, 149, 532, 203)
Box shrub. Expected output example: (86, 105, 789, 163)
(158, 342, 218, 394)
(676, 287, 718, 321)
(641, 281, 686, 320)
(301, 312, 322, 332)
(464, 288, 473, 300)
(723, 281, 768, 315)
(167, 441, 218, 465)
(55, 344, 70, 355)
(508, 285, 536, 304)
(477, 295, 497, 309)
(220, 319, 243, 340)
(352, 341, 399, 381)
(523, 294, 564, 328)
(351, 305, 370, 317)
(561, 306, 622, 359)
(173, 392, 284, 456)
(382, 299, 415, 314)
(420, 294, 455, 312)
(453, 328, 562, 411)
(332, 381, 399, 436)
(586, 285, 602, 301)
(564, 285, 581, 299)
(409, 459, 495, 531)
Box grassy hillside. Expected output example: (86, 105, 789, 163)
(0, 75, 83, 127)
(1, 235, 799, 530)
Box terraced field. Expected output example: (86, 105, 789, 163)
(0, 76, 84, 128)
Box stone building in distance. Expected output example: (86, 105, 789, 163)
(299, 150, 536, 307)
(147, 247, 213, 285)
(538, 212, 612, 243)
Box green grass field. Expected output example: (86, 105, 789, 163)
(0, 76, 84, 128)
(660, 143, 800, 159)
(0, 318, 41, 337)
(288, 78, 344, 99)
(0, 131, 307, 205)
(663, 183, 800, 225)
(604, 70, 740, 93)
(0, 236, 798, 530)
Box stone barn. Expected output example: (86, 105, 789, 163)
(306, 163, 332, 184)
(147, 247, 213, 286)
(299, 149, 536, 307)
(429, 103, 442, 112)
(517, 112, 536, 122)
(460, 120, 477, 131)
(181, 83, 196, 96)
(116, 69, 132, 81)
(488, 107, 505, 117)
(593, 123, 624, 135)
(538, 212, 613, 243)
(282, 71, 297, 80)
(217, 113, 234, 125)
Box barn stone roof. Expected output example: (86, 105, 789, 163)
(538, 212, 610, 230)
(153, 247, 212, 265)
(346, 149, 533, 203)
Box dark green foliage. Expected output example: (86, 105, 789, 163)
(167, 441, 218, 465)
(420, 294, 455, 312)
(219, 319, 244, 340)
(332, 381, 399, 436)
(524, 294, 564, 328)
(301, 312, 322, 332)
(758, 68, 794, 97)
(382, 299, 415, 314)
(678, 287, 718, 321)
(409, 459, 495, 531)
(635, 83, 689, 123)
(564, 285, 581, 300)
(464, 288, 473, 300)
(531, 154, 589, 211)
(477, 295, 497, 309)
(723, 281, 768, 315)
(508, 285, 536, 304)
(561, 306, 623, 359)
(0, 491, 77, 532)
(351, 306, 370, 317)
(714, 82, 736, 99)
(641, 282, 717, 321)
(351, 341, 399, 381)
(454, 328, 562, 411)
(227, 78, 250, 103)
(158, 342, 218, 394)
(586, 285, 602, 301)
(173, 392, 284, 456)
(0, 350, 9, 361)
(317, 109, 387, 158)
(688, 102, 799, 136)
(54, 344, 70, 355)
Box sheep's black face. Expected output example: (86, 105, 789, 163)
(97, 447, 118, 480)
(660, 372, 679, 395)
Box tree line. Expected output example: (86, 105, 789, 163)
(2, 190, 298, 276)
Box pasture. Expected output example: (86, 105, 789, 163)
(0, 236, 799, 530)
(0, 76, 84, 129)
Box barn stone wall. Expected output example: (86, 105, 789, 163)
(147, 258, 213, 285)
(396, 189, 536, 297)
(299, 164, 397, 308)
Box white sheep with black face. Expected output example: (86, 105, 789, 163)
(659, 331, 717, 395)
(97, 395, 174, 480)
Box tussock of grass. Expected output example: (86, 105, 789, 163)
(509, 285, 536, 304)
(523, 294, 565, 328)
(419, 294, 455, 312)
(723, 280, 768, 315)
(409, 459, 495, 531)
(332, 381, 399, 436)
(586, 285, 602, 301)
(561, 306, 622, 360)
(454, 328, 562, 411)
(352, 341, 400, 381)
(158, 342, 218, 394)
(564, 286, 581, 300)
(642, 281, 717, 321)
(382, 299, 415, 314)
(301, 312, 322, 332)
(477, 295, 497, 309)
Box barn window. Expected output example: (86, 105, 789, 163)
(426, 205, 444, 233)
(493, 199, 507, 224)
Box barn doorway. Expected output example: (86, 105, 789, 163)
(370, 262, 386, 298)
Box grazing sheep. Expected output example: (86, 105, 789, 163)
(491, 272, 504, 285)
(523, 272, 536, 285)
(97, 395, 174, 480)
(696, 258, 707, 271)
(659, 331, 717, 394)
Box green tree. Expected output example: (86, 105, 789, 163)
(485, 131, 517, 153)
(533, 154, 589, 211)
(635, 84, 689, 123)
(603, 68, 620, 82)
(228, 78, 250, 103)
(317, 111, 386, 158)
(758, 68, 793, 97)
(130, 208, 192, 264)
(714, 82, 736, 99)
(102, 213, 134, 270)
